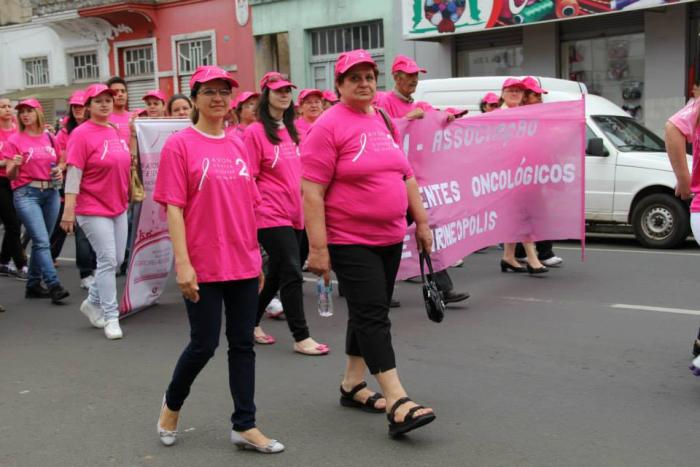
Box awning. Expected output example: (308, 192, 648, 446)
(3, 83, 86, 101)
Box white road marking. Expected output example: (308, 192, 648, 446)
(610, 303, 700, 316)
(555, 246, 700, 257)
(501, 296, 553, 303)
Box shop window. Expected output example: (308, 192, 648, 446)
(177, 36, 214, 95)
(457, 46, 524, 77)
(124, 46, 154, 78)
(561, 33, 644, 121)
(23, 56, 49, 87)
(71, 51, 99, 82)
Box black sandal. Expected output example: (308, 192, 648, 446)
(339, 382, 385, 413)
(387, 397, 436, 437)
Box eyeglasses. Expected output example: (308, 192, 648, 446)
(199, 89, 233, 97)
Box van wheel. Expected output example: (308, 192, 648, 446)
(631, 193, 690, 248)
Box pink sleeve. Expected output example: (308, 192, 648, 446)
(153, 138, 188, 208)
(48, 133, 63, 163)
(668, 100, 700, 141)
(2, 139, 18, 159)
(243, 128, 262, 179)
(300, 125, 336, 185)
(55, 129, 68, 153)
(66, 132, 88, 170)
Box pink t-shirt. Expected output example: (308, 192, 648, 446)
(108, 110, 131, 142)
(669, 100, 700, 213)
(0, 126, 18, 178)
(295, 118, 315, 139)
(244, 122, 303, 230)
(301, 103, 414, 246)
(66, 121, 131, 217)
(374, 91, 417, 119)
(55, 128, 69, 156)
(225, 124, 246, 141)
(3, 131, 61, 190)
(154, 127, 262, 283)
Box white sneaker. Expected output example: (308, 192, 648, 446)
(265, 298, 284, 319)
(542, 256, 563, 267)
(80, 275, 95, 290)
(104, 319, 123, 340)
(80, 299, 105, 328)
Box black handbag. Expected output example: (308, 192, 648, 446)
(419, 252, 445, 323)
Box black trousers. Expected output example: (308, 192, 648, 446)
(74, 224, 96, 278)
(50, 199, 67, 261)
(514, 241, 554, 260)
(256, 227, 309, 342)
(165, 278, 258, 432)
(329, 242, 402, 375)
(0, 177, 27, 269)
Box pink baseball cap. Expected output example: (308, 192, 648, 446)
(189, 66, 239, 90)
(84, 83, 116, 100)
(231, 91, 259, 109)
(322, 90, 338, 103)
(143, 90, 167, 103)
(391, 55, 426, 75)
(335, 49, 377, 78)
(501, 77, 526, 90)
(259, 72, 296, 91)
(521, 76, 548, 94)
(297, 89, 323, 106)
(15, 98, 43, 111)
(68, 90, 87, 106)
(481, 92, 501, 104)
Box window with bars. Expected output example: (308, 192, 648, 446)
(124, 46, 154, 78)
(310, 21, 384, 57)
(23, 57, 49, 87)
(71, 52, 99, 82)
(177, 37, 213, 74)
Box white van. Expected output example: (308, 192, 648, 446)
(413, 77, 692, 249)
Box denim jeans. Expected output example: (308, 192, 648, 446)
(77, 212, 128, 322)
(13, 185, 60, 288)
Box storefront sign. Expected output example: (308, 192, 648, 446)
(403, 0, 693, 39)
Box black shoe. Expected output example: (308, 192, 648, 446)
(0, 304, 5, 312)
(390, 299, 401, 308)
(500, 260, 526, 273)
(49, 284, 70, 304)
(526, 264, 549, 275)
(25, 284, 51, 299)
(443, 290, 470, 304)
(692, 339, 700, 358)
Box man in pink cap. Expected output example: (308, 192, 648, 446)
(106, 76, 131, 142)
(295, 89, 323, 137)
(375, 55, 469, 306)
(142, 90, 167, 118)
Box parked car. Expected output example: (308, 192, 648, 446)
(413, 77, 693, 248)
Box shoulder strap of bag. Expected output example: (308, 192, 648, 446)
(375, 107, 399, 144)
(419, 252, 435, 285)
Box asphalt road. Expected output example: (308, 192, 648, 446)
(1, 235, 699, 467)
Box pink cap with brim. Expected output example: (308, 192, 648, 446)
(481, 92, 501, 104)
(501, 78, 526, 90)
(521, 76, 548, 94)
(68, 90, 87, 106)
(189, 66, 239, 90)
(391, 55, 427, 74)
(322, 90, 338, 103)
(15, 98, 43, 111)
(335, 49, 377, 78)
(233, 91, 259, 109)
(143, 90, 167, 103)
(297, 89, 323, 106)
(84, 83, 116, 100)
(259, 72, 296, 91)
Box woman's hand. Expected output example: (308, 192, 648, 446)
(405, 108, 425, 120)
(176, 262, 200, 303)
(415, 222, 433, 254)
(307, 246, 331, 283)
(60, 217, 75, 234)
(258, 271, 265, 294)
(11, 155, 23, 166)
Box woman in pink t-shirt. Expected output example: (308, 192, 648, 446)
(153, 65, 284, 453)
(295, 89, 324, 138)
(498, 78, 548, 275)
(4, 99, 69, 304)
(232, 91, 259, 136)
(302, 49, 436, 437)
(166, 94, 192, 118)
(244, 73, 328, 356)
(60, 84, 131, 340)
(665, 99, 700, 374)
(143, 90, 167, 118)
(0, 96, 28, 279)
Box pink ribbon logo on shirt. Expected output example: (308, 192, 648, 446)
(25, 147, 34, 163)
(100, 141, 109, 160)
(198, 158, 210, 191)
(271, 145, 280, 169)
(352, 133, 368, 163)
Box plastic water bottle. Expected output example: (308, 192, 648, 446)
(317, 277, 333, 317)
(49, 162, 62, 189)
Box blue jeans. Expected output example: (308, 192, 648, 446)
(13, 185, 61, 288)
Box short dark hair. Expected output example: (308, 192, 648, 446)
(106, 76, 127, 88)
(167, 94, 192, 114)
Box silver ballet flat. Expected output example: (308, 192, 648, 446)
(230, 430, 284, 454)
(157, 395, 178, 447)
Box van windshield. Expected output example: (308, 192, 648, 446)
(591, 116, 665, 152)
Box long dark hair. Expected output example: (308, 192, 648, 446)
(66, 105, 83, 134)
(258, 87, 299, 145)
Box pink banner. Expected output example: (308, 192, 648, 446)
(120, 119, 189, 317)
(396, 99, 586, 280)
